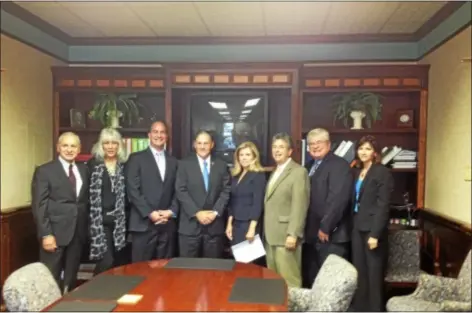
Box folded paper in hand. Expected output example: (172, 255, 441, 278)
(231, 234, 266, 263)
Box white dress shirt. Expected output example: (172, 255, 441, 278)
(268, 157, 292, 187)
(58, 156, 82, 197)
(150, 146, 166, 180)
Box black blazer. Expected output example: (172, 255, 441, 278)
(229, 171, 266, 222)
(126, 148, 179, 232)
(31, 159, 89, 246)
(304, 152, 353, 244)
(352, 163, 394, 239)
(175, 154, 231, 236)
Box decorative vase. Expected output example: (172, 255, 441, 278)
(107, 110, 123, 128)
(350, 110, 366, 129)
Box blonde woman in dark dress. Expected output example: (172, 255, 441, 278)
(225, 141, 267, 246)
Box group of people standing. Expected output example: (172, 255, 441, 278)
(32, 120, 393, 311)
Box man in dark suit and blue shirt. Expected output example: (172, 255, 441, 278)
(126, 121, 179, 262)
(31, 132, 89, 293)
(302, 128, 353, 287)
(176, 130, 231, 258)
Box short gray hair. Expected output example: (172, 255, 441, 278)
(91, 128, 128, 162)
(57, 132, 80, 145)
(272, 132, 294, 149)
(307, 128, 330, 143)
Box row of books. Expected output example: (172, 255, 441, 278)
(381, 146, 417, 169)
(301, 139, 418, 169)
(123, 137, 150, 154)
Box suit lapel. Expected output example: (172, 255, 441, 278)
(192, 155, 207, 194)
(163, 151, 173, 184)
(146, 148, 164, 183)
(358, 166, 374, 200)
(77, 164, 87, 200)
(265, 160, 294, 201)
(208, 159, 219, 194)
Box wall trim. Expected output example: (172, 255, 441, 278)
(0, 2, 470, 63)
(1, 1, 465, 46)
(422, 208, 472, 232)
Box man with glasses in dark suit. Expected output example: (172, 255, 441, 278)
(302, 128, 353, 287)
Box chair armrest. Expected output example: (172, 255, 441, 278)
(413, 273, 459, 301)
(288, 287, 313, 312)
(441, 300, 472, 312)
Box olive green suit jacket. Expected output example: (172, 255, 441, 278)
(264, 159, 310, 246)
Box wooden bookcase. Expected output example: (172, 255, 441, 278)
(52, 67, 168, 157)
(51, 63, 429, 208)
(298, 65, 429, 208)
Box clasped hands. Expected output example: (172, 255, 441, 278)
(196, 210, 217, 225)
(42, 235, 57, 252)
(149, 209, 173, 224)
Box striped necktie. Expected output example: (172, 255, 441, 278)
(309, 160, 322, 177)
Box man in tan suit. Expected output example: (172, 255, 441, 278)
(264, 132, 310, 287)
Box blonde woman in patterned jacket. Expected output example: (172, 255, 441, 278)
(88, 128, 128, 275)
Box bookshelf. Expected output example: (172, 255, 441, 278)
(50, 64, 429, 208)
(298, 65, 429, 208)
(52, 67, 167, 160)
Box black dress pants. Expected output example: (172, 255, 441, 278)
(179, 232, 224, 258)
(93, 224, 116, 275)
(302, 240, 350, 288)
(40, 228, 84, 293)
(131, 220, 176, 262)
(351, 229, 388, 312)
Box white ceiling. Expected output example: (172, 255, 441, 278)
(15, 1, 446, 38)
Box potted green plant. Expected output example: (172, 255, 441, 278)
(88, 93, 141, 128)
(332, 92, 383, 129)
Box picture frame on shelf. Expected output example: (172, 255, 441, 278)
(395, 109, 414, 128)
(70, 109, 86, 128)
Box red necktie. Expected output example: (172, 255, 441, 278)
(69, 164, 76, 197)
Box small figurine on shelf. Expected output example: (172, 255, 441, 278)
(88, 93, 142, 128)
(332, 92, 383, 129)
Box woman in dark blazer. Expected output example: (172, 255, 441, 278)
(88, 128, 129, 275)
(225, 141, 266, 246)
(351, 135, 394, 312)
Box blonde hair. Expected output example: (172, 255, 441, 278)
(91, 128, 128, 163)
(306, 128, 330, 143)
(231, 141, 265, 176)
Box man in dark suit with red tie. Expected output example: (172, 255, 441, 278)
(31, 132, 89, 293)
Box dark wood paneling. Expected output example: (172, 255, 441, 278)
(301, 65, 430, 89)
(1, 207, 39, 304)
(420, 209, 472, 277)
(51, 67, 166, 91)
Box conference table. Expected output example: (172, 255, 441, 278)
(43, 258, 288, 312)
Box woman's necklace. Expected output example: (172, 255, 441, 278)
(106, 163, 116, 176)
(360, 165, 371, 179)
(105, 161, 117, 192)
